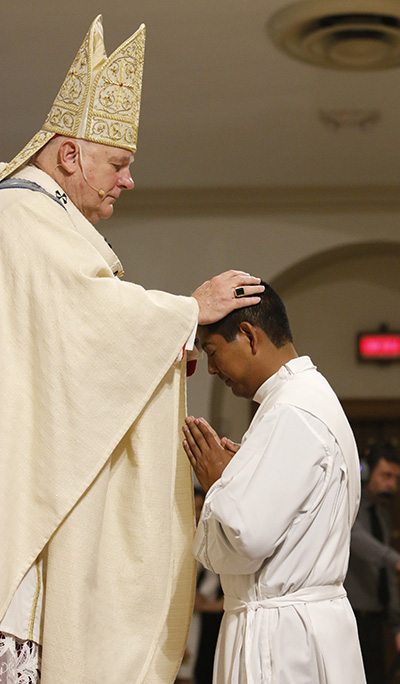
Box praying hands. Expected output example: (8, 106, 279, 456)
(182, 416, 239, 491)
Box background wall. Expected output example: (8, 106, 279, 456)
(2, 0, 400, 444)
(105, 197, 400, 442)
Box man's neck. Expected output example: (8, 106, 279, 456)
(259, 344, 298, 387)
(253, 345, 299, 395)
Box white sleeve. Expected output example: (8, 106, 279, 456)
(185, 323, 198, 351)
(174, 322, 199, 363)
(193, 405, 330, 575)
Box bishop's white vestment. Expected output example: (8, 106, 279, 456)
(193, 356, 366, 684)
(0, 164, 199, 683)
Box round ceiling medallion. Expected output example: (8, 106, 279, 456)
(268, 0, 400, 70)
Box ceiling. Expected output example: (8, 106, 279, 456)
(2, 0, 400, 195)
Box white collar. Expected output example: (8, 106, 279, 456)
(253, 356, 316, 404)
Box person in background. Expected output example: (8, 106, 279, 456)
(345, 441, 400, 684)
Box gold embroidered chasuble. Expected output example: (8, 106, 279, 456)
(0, 165, 198, 682)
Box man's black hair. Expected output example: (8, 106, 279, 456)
(205, 281, 293, 348)
(362, 441, 400, 474)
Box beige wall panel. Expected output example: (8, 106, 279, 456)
(105, 203, 400, 441)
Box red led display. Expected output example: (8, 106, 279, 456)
(358, 332, 400, 361)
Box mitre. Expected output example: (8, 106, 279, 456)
(0, 15, 145, 181)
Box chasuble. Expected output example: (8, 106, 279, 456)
(0, 164, 198, 683)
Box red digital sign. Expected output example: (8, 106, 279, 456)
(358, 332, 400, 362)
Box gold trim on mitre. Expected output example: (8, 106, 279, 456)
(0, 15, 145, 182)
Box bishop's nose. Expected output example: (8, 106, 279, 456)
(118, 174, 134, 190)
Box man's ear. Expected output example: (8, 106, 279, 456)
(238, 322, 259, 355)
(58, 140, 80, 174)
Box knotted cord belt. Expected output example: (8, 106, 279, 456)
(224, 583, 346, 613)
(223, 584, 346, 684)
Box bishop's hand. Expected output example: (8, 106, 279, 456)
(192, 270, 264, 325)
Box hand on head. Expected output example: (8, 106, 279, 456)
(192, 270, 264, 325)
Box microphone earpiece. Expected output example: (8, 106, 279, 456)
(77, 144, 106, 198)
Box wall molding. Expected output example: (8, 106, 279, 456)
(341, 399, 400, 421)
(117, 184, 400, 217)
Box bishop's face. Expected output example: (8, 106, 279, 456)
(75, 141, 134, 224)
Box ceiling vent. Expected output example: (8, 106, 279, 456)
(268, 0, 400, 70)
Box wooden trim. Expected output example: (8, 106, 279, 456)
(116, 184, 400, 217)
(341, 399, 400, 421)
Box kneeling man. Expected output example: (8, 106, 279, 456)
(182, 282, 366, 684)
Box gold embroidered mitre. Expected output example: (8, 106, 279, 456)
(0, 15, 145, 181)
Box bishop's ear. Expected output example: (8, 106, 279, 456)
(58, 140, 80, 174)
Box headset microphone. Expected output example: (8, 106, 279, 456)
(84, 180, 105, 197)
(77, 144, 105, 197)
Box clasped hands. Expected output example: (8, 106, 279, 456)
(182, 416, 240, 491)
